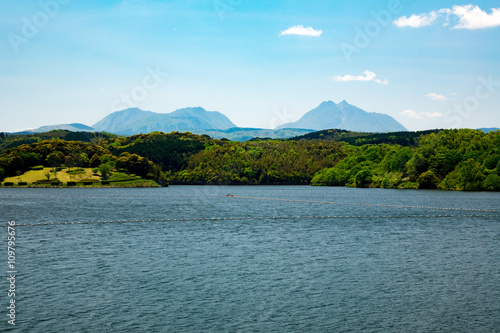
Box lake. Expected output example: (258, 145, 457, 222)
(1, 186, 499, 332)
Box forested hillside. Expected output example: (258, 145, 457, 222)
(0, 130, 115, 152)
(106, 132, 211, 171)
(174, 140, 343, 184)
(0, 139, 163, 182)
(312, 129, 500, 190)
(1, 129, 498, 190)
(292, 129, 441, 146)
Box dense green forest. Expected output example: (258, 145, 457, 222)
(105, 132, 211, 172)
(292, 129, 442, 147)
(1, 129, 499, 190)
(101, 132, 343, 184)
(312, 129, 500, 190)
(174, 140, 343, 184)
(0, 130, 115, 152)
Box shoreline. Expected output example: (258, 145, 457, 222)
(0, 181, 162, 188)
(1, 183, 498, 192)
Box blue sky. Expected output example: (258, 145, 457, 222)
(0, 0, 499, 132)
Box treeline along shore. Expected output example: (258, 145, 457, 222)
(0, 128, 499, 191)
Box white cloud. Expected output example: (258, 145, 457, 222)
(425, 93, 447, 101)
(280, 25, 322, 37)
(393, 5, 500, 30)
(452, 5, 500, 29)
(401, 109, 443, 119)
(393, 10, 442, 28)
(331, 70, 388, 85)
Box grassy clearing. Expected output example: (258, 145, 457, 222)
(1, 168, 161, 187)
(3, 168, 100, 183)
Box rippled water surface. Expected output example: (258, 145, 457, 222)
(1, 186, 499, 332)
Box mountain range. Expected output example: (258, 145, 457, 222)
(12, 101, 410, 139)
(92, 107, 236, 135)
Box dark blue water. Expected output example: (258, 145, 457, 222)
(1, 186, 499, 332)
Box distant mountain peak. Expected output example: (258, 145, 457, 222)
(174, 106, 205, 112)
(115, 107, 150, 114)
(107, 107, 155, 118)
(171, 107, 209, 116)
(276, 100, 407, 132)
(92, 106, 236, 135)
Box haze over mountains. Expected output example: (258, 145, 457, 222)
(12, 101, 411, 139)
(277, 100, 407, 132)
(27, 123, 96, 133)
(92, 107, 236, 135)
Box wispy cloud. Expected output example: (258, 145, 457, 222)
(280, 25, 322, 37)
(394, 10, 444, 28)
(401, 109, 443, 119)
(425, 93, 447, 101)
(331, 70, 388, 85)
(394, 5, 500, 29)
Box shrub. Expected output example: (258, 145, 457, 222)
(398, 181, 418, 189)
(83, 181, 93, 185)
(80, 178, 97, 182)
(100, 181, 110, 185)
(3, 182, 14, 186)
(381, 178, 394, 189)
(98, 163, 112, 179)
(30, 165, 44, 170)
(17, 182, 28, 186)
(67, 181, 77, 186)
(483, 173, 500, 191)
(51, 181, 61, 186)
(67, 169, 85, 175)
(418, 170, 440, 189)
(108, 172, 137, 182)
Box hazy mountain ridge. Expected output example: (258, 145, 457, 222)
(277, 100, 408, 132)
(479, 128, 499, 133)
(191, 128, 314, 141)
(10, 101, 497, 138)
(92, 107, 236, 135)
(13, 123, 95, 134)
